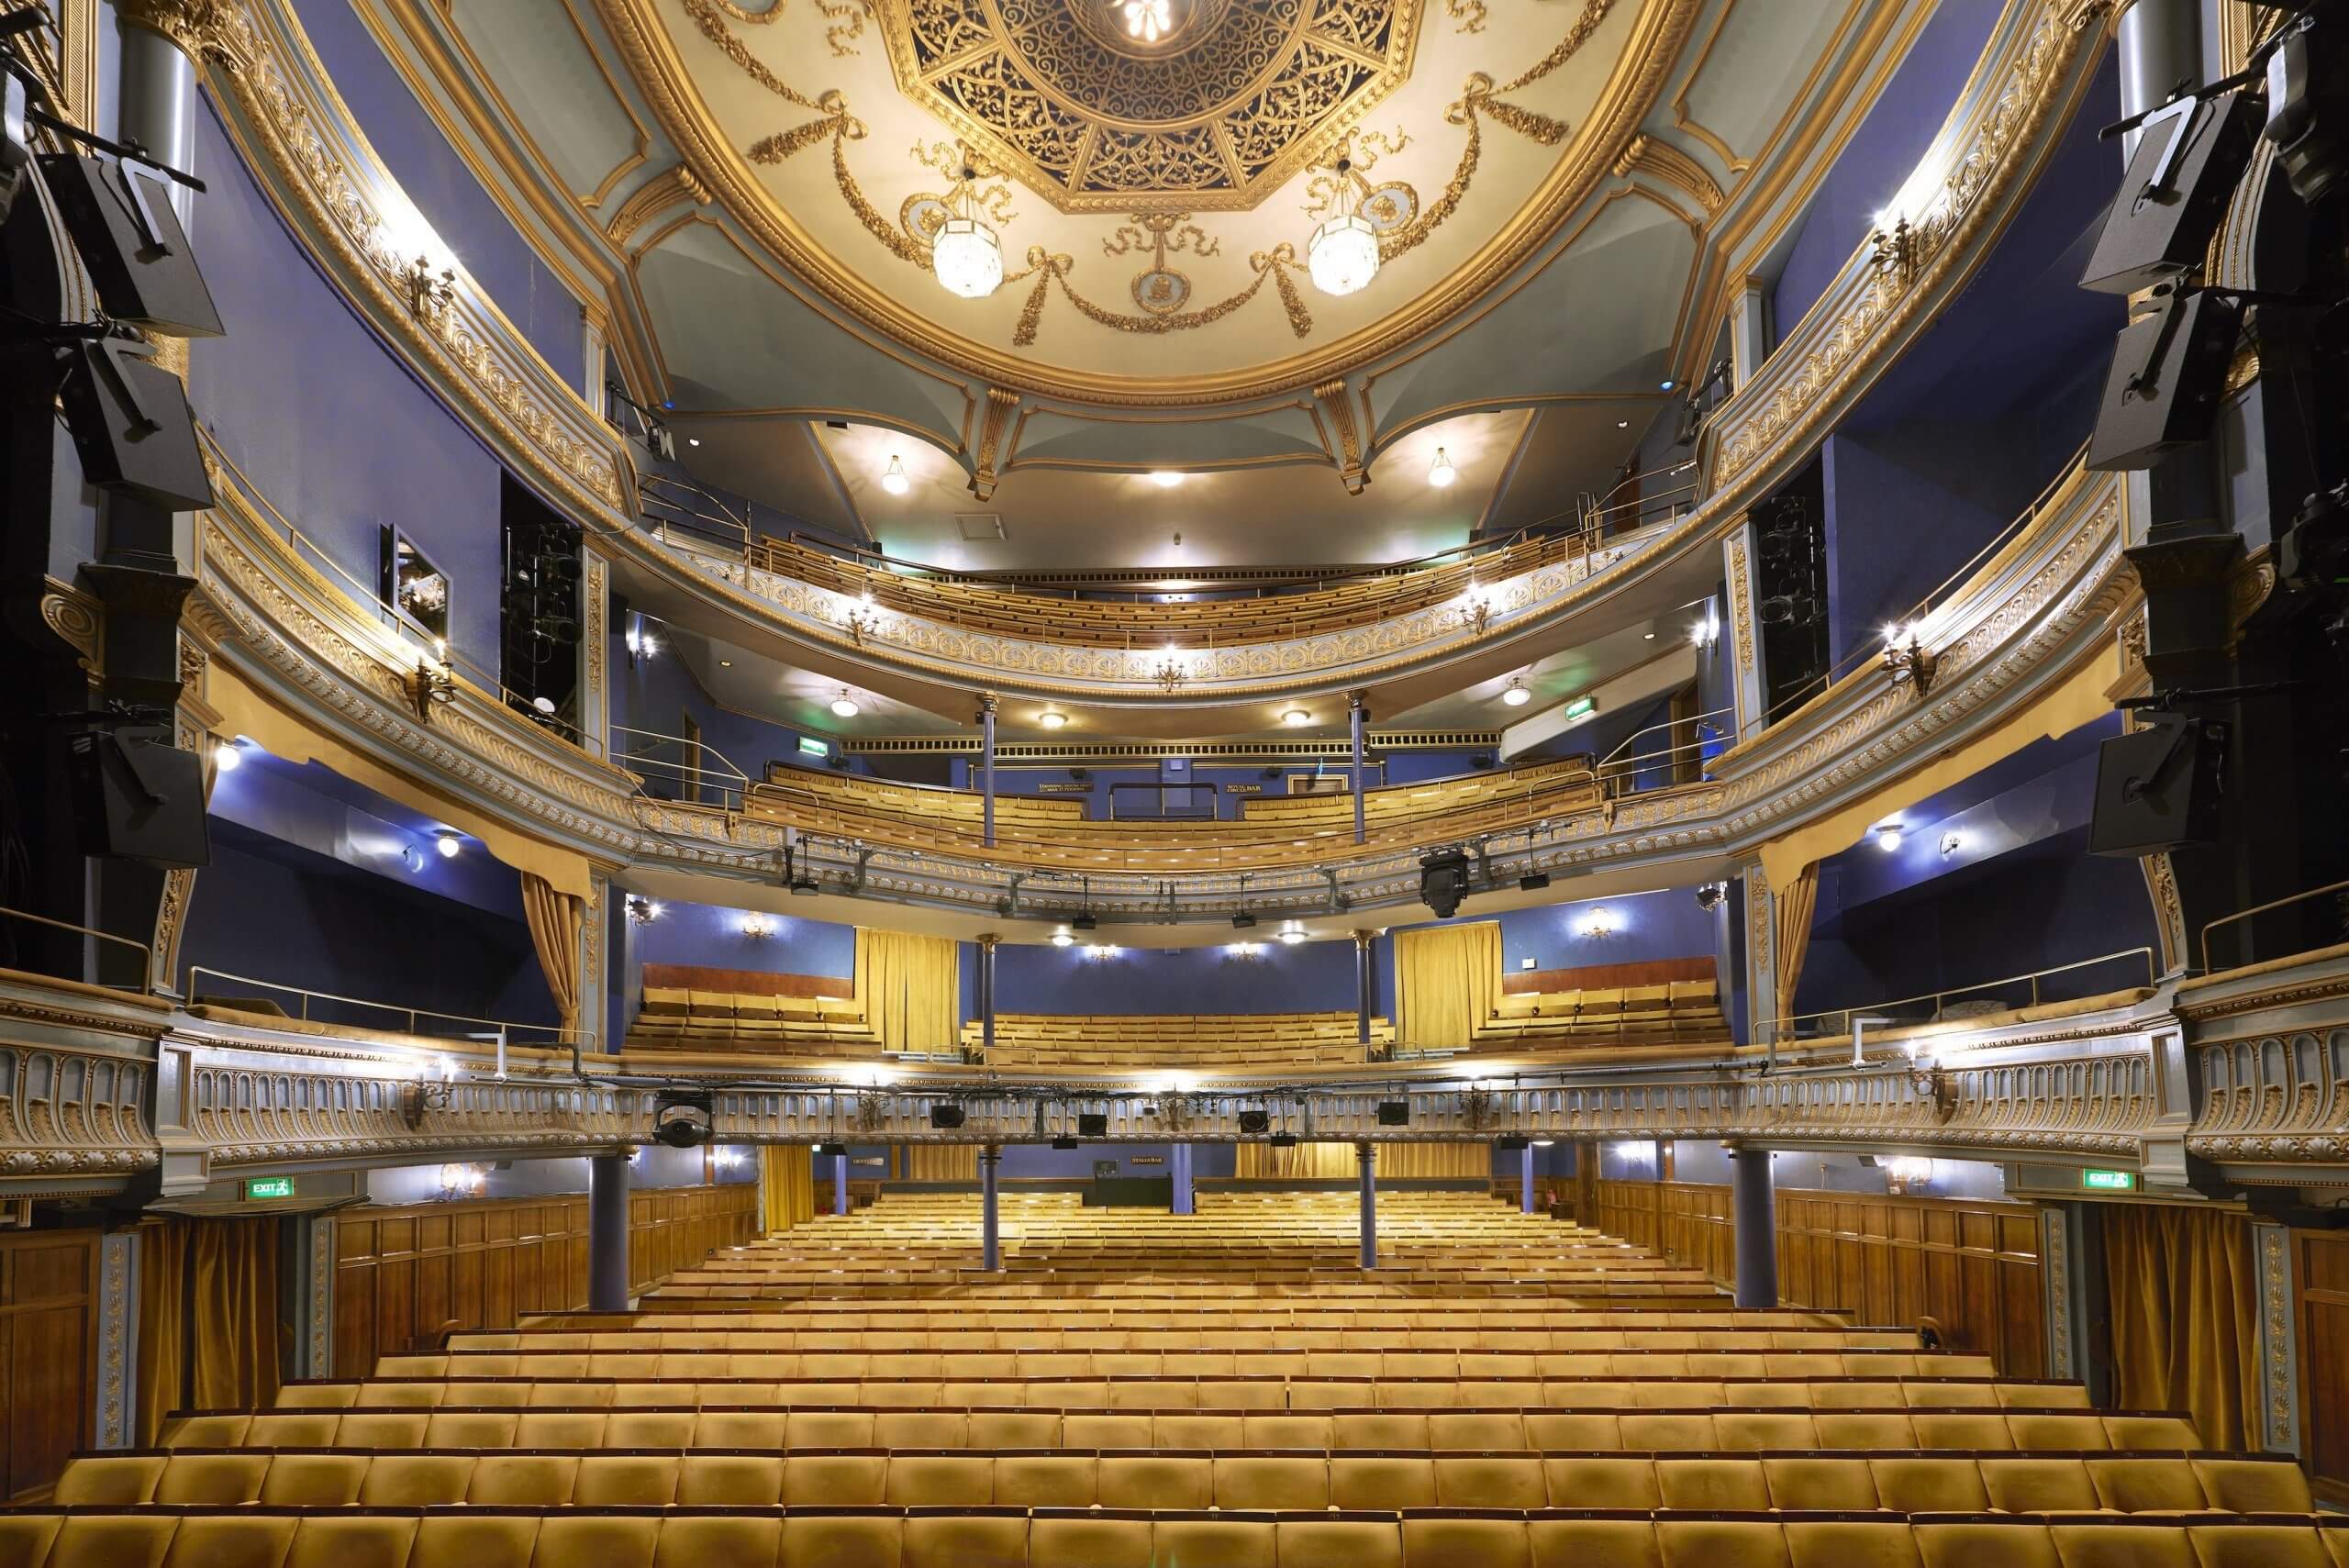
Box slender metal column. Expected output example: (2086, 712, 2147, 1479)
(588, 1153, 631, 1311)
(1356, 1141, 1376, 1269)
(2115, 0, 2203, 159)
(978, 695, 998, 849)
(1170, 1143, 1195, 1215)
(980, 1144, 1002, 1272)
(1520, 1141, 1537, 1215)
(1349, 694, 1368, 844)
(979, 934, 998, 1057)
(1353, 930, 1375, 1047)
(117, 11, 197, 222)
(833, 1152, 850, 1216)
(1730, 1146, 1778, 1308)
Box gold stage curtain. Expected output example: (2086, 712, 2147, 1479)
(762, 1146, 816, 1233)
(1397, 921, 1502, 1049)
(1377, 1143, 1488, 1179)
(137, 1217, 284, 1443)
(519, 873, 582, 1039)
(1774, 862, 1820, 1024)
(1235, 1141, 1355, 1180)
(905, 1144, 980, 1182)
(856, 929, 962, 1051)
(2104, 1205, 2260, 1450)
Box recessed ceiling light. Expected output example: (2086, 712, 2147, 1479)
(1616, 419, 1630, 428)
(1659, 379, 1675, 391)
(1281, 708, 1311, 727)
(1428, 447, 1456, 487)
(435, 829, 462, 859)
(719, 659, 732, 667)
(1039, 709, 1068, 729)
(1642, 631, 1656, 639)
(688, 437, 702, 447)
(1150, 471, 1185, 488)
(881, 455, 909, 495)
(830, 688, 861, 718)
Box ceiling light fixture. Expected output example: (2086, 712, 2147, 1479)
(880, 455, 910, 496)
(1051, 928, 1074, 947)
(1307, 156, 1379, 296)
(1875, 822, 1903, 852)
(932, 174, 1005, 299)
(1039, 709, 1068, 729)
(1149, 471, 1185, 488)
(1282, 707, 1311, 727)
(741, 912, 774, 939)
(1659, 379, 1676, 391)
(212, 738, 243, 773)
(1278, 923, 1307, 945)
(1428, 448, 1456, 488)
(829, 688, 862, 718)
(1500, 676, 1531, 707)
(1617, 419, 1630, 429)
(434, 829, 462, 859)
(1121, 0, 1172, 39)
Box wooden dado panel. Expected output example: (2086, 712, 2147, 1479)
(641, 964, 855, 1000)
(1595, 1179, 2044, 1377)
(0, 1229, 98, 1500)
(1501, 957, 1715, 995)
(333, 1184, 755, 1376)
(2299, 1229, 2349, 1503)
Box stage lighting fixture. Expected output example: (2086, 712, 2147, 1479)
(1237, 1109, 1271, 1135)
(1231, 910, 1257, 929)
(930, 1104, 966, 1129)
(1498, 1135, 1530, 1151)
(1072, 912, 1097, 932)
(1052, 1137, 1079, 1151)
(815, 1142, 848, 1157)
(1077, 1113, 1108, 1138)
(1419, 848, 1471, 918)
(650, 1090, 715, 1150)
(1269, 1133, 1299, 1148)
(1519, 872, 1551, 892)
(1695, 882, 1729, 912)
(1376, 1101, 1409, 1127)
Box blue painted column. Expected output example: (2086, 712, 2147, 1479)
(979, 934, 997, 1058)
(1731, 1146, 1778, 1308)
(832, 1152, 850, 1216)
(588, 1153, 630, 1311)
(1349, 694, 1368, 844)
(1356, 1141, 1376, 1269)
(978, 695, 998, 849)
(1353, 930, 1375, 1048)
(1520, 1141, 1537, 1214)
(1171, 1143, 1195, 1215)
(980, 1144, 1002, 1272)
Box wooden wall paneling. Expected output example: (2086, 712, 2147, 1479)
(2299, 1229, 2349, 1502)
(0, 1229, 98, 1501)
(1501, 956, 1716, 995)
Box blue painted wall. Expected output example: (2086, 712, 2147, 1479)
(287, 0, 583, 385)
(632, 898, 858, 980)
(1771, 0, 2006, 331)
(608, 624, 869, 793)
(950, 753, 1496, 821)
(1375, 886, 1721, 1018)
(992, 940, 1358, 1016)
(189, 95, 507, 673)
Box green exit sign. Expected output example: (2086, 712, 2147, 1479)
(243, 1176, 295, 1201)
(2080, 1169, 2136, 1192)
(1561, 695, 1596, 721)
(798, 737, 829, 758)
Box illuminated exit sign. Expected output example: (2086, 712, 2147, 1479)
(798, 737, 829, 757)
(244, 1176, 295, 1201)
(1561, 695, 1596, 721)
(2079, 1169, 2135, 1192)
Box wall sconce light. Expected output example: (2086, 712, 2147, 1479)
(626, 895, 663, 926)
(1938, 829, 1964, 858)
(1874, 822, 1903, 852)
(1151, 646, 1190, 694)
(403, 254, 455, 317)
(400, 1074, 457, 1130)
(1688, 606, 1720, 651)
(437, 1162, 487, 1197)
(403, 644, 456, 724)
(434, 829, 462, 860)
(1870, 214, 1917, 286)
(1226, 941, 1264, 958)
(740, 912, 774, 939)
(1578, 907, 1615, 939)
(1083, 943, 1119, 960)
(400, 845, 425, 873)
(1453, 584, 1492, 637)
(1694, 882, 1728, 911)
(1882, 1156, 1934, 1195)
(1880, 623, 1938, 695)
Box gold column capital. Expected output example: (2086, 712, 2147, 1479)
(116, 0, 247, 68)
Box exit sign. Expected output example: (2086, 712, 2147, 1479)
(1562, 695, 1596, 720)
(2080, 1169, 2135, 1192)
(798, 737, 829, 757)
(244, 1176, 295, 1201)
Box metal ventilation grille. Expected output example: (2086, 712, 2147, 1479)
(954, 513, 1006, 541)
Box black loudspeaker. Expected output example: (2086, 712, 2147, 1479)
(814, 1142, 847, 1157)
(1497, 1135, 1530, 1151)
(2080, 92, 2262, 295)
(69, 726, 210, 868)
(1237, 1109, 1271, 1135)
(1376, 1101, 1409, 1127)
(2266, 13, 2349, 207)
(2088, 714, 2228, 856)
(57, 340, 214, 510)
(929, 1104, 965, 1129)
(1076, 1113, 1108, 1138)
(1419, 849, 1471, 918)
(1052, 1137, 1078, 1151)
(37, 154, 223, 336)
(2085, 290, 2243, 473)
(1268, 1133, 1298, 1149)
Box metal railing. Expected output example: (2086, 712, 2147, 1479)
(2200, 877, 2349, 975)
(1596, 706, 1736, 794)
(640, 473, 752, 554)
(184, 965, 580, 1077)
(612, 724, 754, 814)
(1765, 947, 2161, 1044)
(0, 906, 155, 993)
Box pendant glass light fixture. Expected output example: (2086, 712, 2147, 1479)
(1500, 675, 1531, 706)
(830, 687, 862, 718)
(1308, 161, 1380, 297)
(1121, 0, 1173, 39)
(881, 455, 909, 495)
(1428, 448, 1456, 487)
(932, 182, 1004, 299)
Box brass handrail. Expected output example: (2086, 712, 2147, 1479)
(0, 906, 155, 993)
(2199, 878, 2349, 975)
(1765, 946, 2160, 1040)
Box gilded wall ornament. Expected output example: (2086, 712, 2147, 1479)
(1103, 211, 1220, 315)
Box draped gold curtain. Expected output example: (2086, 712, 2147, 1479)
(1774, 862, 1820, 1023)
(2104, 1206, 2261, 1450)
(855, 929, 962, 1051)
(1232, 1142, 1486, 1179)
(1397, 921, 1502, 1049)
(761, 1146, 816, 1233)
(905, 1144, 980, 1182)
(519, 873, 582, 1039)
(136, 1217, 284, 1445)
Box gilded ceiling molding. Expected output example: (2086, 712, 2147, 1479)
(970, 388, 1020, 501)
(605, 162, 715, 250)
(115, 0, 252, 65)
(594, 0, 1699, 405)
(198, 0, 635, 531)
(1613, 133, 1723, 219)
(1312, 378, 1369, 495)
(39, 577, 104, 691)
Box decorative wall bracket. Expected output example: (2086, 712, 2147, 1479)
(402, 656, 455, 722)
(1880, 626, 1939, 696)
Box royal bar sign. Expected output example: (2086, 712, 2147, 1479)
(2079, 1169, 2135, 1192)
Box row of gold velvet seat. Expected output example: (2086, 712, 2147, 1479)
(153, 1405, 2201, 1457)
(744, 528, 1588, 646)
(14, 1505, 2348, 1568)
(648, 1279, 1758, 1299)
(51, 1447, 2304, 1515)
(387, 1351, 1988, 1383)
(274, 1376, 2087, 1414)
(447, 1329, 1921, 1353)
(1236, 759, 1594, 826)
(758, 768, 1088, 827)
(481, 1306, 1873, 1336)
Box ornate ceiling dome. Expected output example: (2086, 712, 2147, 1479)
(879, 0, 1419, 209)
